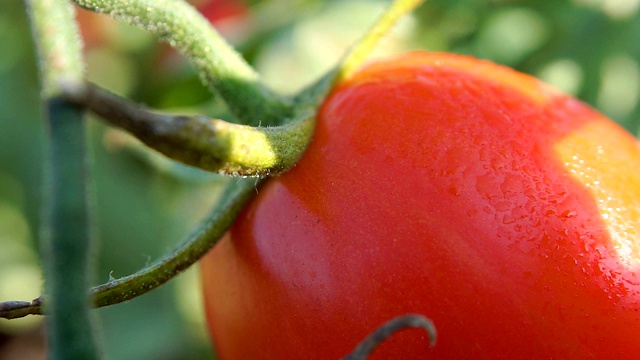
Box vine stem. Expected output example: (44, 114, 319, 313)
(0, 178, 256, 319)
(337, 0, 425, 84)
(343, 314, 437, 360)
(295, 0, 425, 109)
(71, 0, 291, 126)
(25, 0, 100, 358)
(62, 81, 314, 177)
(2, 0, 426, 320)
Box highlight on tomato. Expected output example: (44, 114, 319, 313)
(201, 52, 640, 359)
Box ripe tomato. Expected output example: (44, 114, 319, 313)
(201, 52, 640, 359)
(192, 0, 247, 25)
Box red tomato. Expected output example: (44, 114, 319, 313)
(193, 0, 247, 24)
(75, 8, 116, 49)
(201, 52, 640, 359)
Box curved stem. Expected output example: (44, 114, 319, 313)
(343, 314, 437, 360)
(91, 178, 256, 307)
(0, 178, 257, 319)
(72, 0, 291, 126)
(336, 0, 425, 83)
(296, 0, 425, 110)
(63, 81, 314, 177)
(2, 0, 428, 322)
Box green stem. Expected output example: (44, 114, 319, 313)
(63, 82, 314, 177)
(91, 178, 256, 307)
(44, 99, 99, 360)
(0, 178, 257, 318)
(336, 0, 425, 83)
(2, 0, 427, 321)
(296, 0, 425, 110)
(343, 314, 436, 360)
(27, 0, 84, 96)
(25, 0, 99, 358)
(72, 0, 291, 126)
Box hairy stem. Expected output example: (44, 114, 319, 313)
(336, 0, 425, 83)
(3, 0, 427, 322)
(25, 0, 100, 358)
(296, 0, 425, 109)
(42, 99, 99, 360)
(63, 82, 314, 177)
(0, 178, 256, 319)
(343, 314, 436, 360)
(72, 0, 291, 126)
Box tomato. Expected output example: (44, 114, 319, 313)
(201, 52, 640, 359)
(75, 8, 116, 49)
(193, 0, 247, 25)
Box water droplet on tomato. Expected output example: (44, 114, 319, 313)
(502, 215, 516, 224)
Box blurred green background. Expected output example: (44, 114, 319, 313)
(1, 0, 640, 358)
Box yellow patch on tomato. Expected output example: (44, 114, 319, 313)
(556, 119, 640, 268)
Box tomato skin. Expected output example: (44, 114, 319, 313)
(201, 52, 640, 359)
(194, 0, 247, 24)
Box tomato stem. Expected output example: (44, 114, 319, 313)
(2, 0, 427, 322)
(337, 0, 425, 84)
(71, 0, 293, 126)
(63, 82, 314, 177)
(295, 0, 425, 109)
(343, 314, 437, 360)
(25, 0, 101, 358)
(0, 178, 257, 319)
